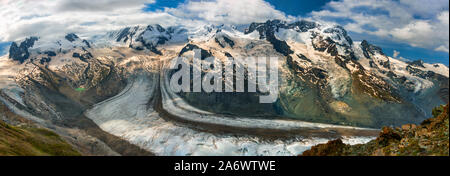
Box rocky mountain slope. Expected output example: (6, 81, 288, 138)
(0, 19, 448, 155)
(302, 104, 449, 156)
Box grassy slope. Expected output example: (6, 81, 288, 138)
(0, 102, 80, 156)
(0, 121, 81, 156)
(302, 104, 449, 156)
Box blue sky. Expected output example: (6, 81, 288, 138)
(265, 0, 331, 16)
(1, 0, 448, 65)
(143, 0, 181, 11)
(0, 42, 11, 56)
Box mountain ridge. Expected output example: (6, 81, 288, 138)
(4, 19, 449, 127)
(0, 19, 448, 155)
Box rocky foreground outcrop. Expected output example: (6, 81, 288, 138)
(302, 104, 449, 156)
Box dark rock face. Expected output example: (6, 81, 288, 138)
(268, 35, 293, 56)
(296, 54, 312, 62)
(286, 55, 304, 72)
(245, 20, 316, 36)
(44, 51, 57, 57)
(311, 35, 338, 56)
(323, 26, 353, 45)
(116, 27, 133, 42)
(351, 63, 402, 102)
(178, 44, 212, 59)
(224, 52, 233, 58)
(244, 20, 294, 56)
(215, 38, 225, 48)
(65, 33, 79, 42)
(215, 36, 235, 48)
(222, 36, 235, 48)
(72, 52, 93, 62)
(311, 68, 327, 79)
(286, 20, 317, 32)
(9, 37, 39, 63)
(379, 60, 391, 69)
(406, 65, 434, 79)
(39, 57, 51, 64)
(286, 55, 329, 86)
(82, 40, 91, 48)
(408, 60, 425, 68)
(155, 24, 166, 33)
(361, 40, 384, 58)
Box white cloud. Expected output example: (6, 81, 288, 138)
(393, 50, 400, 58)
(0, 0, 289, 42)
(390, 21, 433, 46)
(0, 0, 184, 41)
(165, 0, 289, 25)
(55, 0, 155, 12)
(2, 0, 446, 54)
(390, 12, 449, 52)
(309, 0, 449, 53)
(435, 45, 449, 52)
(399, 0, 449, 18)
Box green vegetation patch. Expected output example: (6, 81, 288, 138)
(75, 87, 86, 92)
(0, 120, 81, 156)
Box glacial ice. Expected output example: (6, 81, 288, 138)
(86, 75, 375, 156)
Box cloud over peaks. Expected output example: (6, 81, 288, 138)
(165, 0, 289, 25)
(0, 0, 289, 42)
(309, 0, 449, 53)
